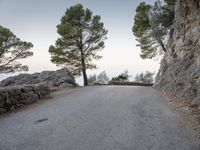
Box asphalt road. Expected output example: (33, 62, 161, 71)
(0, 86, 199, 150)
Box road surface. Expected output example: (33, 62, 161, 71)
(0, 86, 199, 150)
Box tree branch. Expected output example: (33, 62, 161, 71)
(0, 48, 24, 67)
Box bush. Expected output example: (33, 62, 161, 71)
(134, 71, 154, 83)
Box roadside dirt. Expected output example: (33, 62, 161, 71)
(153, 87, 200, 139)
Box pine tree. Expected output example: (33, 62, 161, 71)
(49, 4, 108, 86)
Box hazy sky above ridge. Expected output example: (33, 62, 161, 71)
(0, 0, 159, 83)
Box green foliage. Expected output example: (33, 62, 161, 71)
(88, 74, 97, 85)
(132, 0, 175, 59)
(111, 70, 131, 82)
(0, 25, 33, 73)
(97, 71, 109, 84)
(88, 71, 109, 85)
(161, 0, 175, 28)
(134, 71, 154, 83)
(133, 2, 151, 38)
(49, 4, 108, 86)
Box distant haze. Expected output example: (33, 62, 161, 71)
(0, 0, 159, 84)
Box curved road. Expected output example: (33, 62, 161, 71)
(0, 86, 199, 150)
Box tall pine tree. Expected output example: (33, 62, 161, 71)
(49, 4, 107, 86)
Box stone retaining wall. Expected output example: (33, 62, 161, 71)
(0, 83, 50, 114)
(109, 81, 153, 86)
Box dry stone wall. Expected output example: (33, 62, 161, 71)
(0, 68, 76, 114)
(0, 83, 50, 114)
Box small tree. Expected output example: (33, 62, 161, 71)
(118, 70, 130, 82)
(111, 70, 131, 82)
(88, 74, 97, 85)
(49, 4, 108, 86)
(0, 25, 33, 73)
(134, 71, 154, 83)
(97, 71, 109, 84)
(88, 71, 109, 85)
(132, 0, 174, 59)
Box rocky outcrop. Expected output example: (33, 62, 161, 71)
(0, 68, 76, 89)
(155, 0, 200, 104)
(0, 83, 50, 114)
(0, 68, 76, 114)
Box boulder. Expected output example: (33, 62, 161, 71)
(0, 68, 76, 89)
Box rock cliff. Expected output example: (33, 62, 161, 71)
(0, 68, 76, 89)
(155, 0, 200, 104)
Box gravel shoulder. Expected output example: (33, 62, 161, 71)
(153, 87, 200, 139)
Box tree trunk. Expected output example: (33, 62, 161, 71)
(82, 67, 88, 86)
(81, 52, 88, 86)
(159, 40, 166, 53)
(156, 36, 166, 53)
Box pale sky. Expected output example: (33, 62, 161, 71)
(0, 0, 160, 84)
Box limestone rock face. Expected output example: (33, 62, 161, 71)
(0, 68, 76, 88)
(155, 0, 200, 104)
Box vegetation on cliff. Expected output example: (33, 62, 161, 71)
(132, 0, 175, 59)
